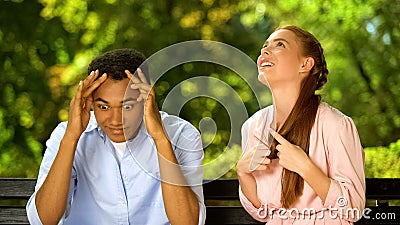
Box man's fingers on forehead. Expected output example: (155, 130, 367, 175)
(150, 87, 156, 95)
(137, 85, 151, 92)
(137, 95, 144, 102)
(126, 69, 143, 82)
(82, 89, 95, 99)
(125, 70, 133, 78)
(86, 70, 99, 82)
(84, 72, 105, 88)
(126, 88, 140, 97)
(140, 93, 148, 101)
(82, 80, 104, 98)
(137, 68, 149, 84)
(76, 81, 83, 97)
(91, 73, 106, 85)
(129, 74, 141, 83)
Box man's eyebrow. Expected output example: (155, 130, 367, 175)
(263, 38, 289, 47)
(122, 97, 138, 103)
(94, 97, 138, 104)
(94, 98, 108, 104)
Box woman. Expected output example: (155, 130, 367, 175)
(237, 25, 365, 224)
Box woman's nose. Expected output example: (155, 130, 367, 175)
(260, 47, 270, 56)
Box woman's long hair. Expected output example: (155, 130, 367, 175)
(271, 26, 329, 208)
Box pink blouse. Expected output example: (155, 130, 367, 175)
(239, 102, 365, 225)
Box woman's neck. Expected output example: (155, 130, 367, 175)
(271, 85, 300, 130)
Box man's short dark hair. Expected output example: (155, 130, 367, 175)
(88, 48, 149, 81)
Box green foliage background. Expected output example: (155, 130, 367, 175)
(0, 0, 399, 178)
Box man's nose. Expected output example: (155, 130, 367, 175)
(110, 108, 123, 124)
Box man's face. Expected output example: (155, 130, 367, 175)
(92, 78, 143, 142)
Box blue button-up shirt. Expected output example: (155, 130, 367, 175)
(26, 112, 205, 225)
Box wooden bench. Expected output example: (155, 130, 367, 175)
(1, 178, 399, 224)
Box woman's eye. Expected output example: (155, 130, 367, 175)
(123, 104, 133, 111)
(98, 105, 109, 110)
(276, 41, 285, 47)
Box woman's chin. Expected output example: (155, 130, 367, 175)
(258, 73, 270, 87)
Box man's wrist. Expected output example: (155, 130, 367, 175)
(61, 132, 80, 146)
(153, 135, 170, 146)
(151, 131, 169, 142)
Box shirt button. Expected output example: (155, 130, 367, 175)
(121, 200, 126, 205)
(123, 175, 127, 179)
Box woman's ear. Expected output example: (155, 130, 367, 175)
(299, 57, 315, 73)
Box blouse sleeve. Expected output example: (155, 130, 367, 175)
(239, 186, 271, 222)
(241, 118, 251, 154)
(323, 115, 366, 222)
(238, 119, 270, 222)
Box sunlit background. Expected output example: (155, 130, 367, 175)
(0, 0, 399, 178)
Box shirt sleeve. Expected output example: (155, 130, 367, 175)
(26, 122, 76, 225)
(172, 122, 206, 225)
(323, 115, 366, 222)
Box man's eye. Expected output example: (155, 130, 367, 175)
(98, 105, 109, 110)
(123, 104, 133, 111)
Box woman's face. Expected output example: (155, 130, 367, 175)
(257, 29, 305, 87)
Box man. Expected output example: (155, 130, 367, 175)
(26, 48, 205, 225)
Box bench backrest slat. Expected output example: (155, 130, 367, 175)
(1, 178, 399, 199)
(365, 178, 400, 199)
(203, 179, 239, 200)
(0, 207, 28, 224)
(205, 206, 263, 224)
(203, 178, 400, 200)
(0, 178, 36, 199)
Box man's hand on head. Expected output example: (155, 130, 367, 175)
(65, 70, 107, 141)
(126, 68, 166, 141)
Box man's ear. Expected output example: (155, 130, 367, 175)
(299, 57, 315, 73)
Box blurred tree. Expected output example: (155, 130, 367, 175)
(0, 0, 272, 177)
(364, 139, 400, 178)
(257, 0, 400, 146)
(0, 0, 67, 177)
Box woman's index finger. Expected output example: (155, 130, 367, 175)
(270, 129, 290, 145)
